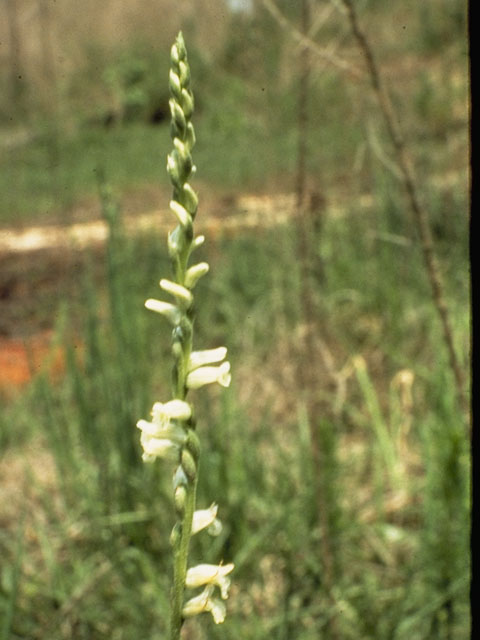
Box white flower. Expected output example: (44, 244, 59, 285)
(151, 399, 192, 425)
(185, 262, 209, 289)
(159, 279, 193, 306)
(192, 503, 222, 536)
(170, 200, 191, 227)
(182, 585, 227, 624)
(136, 400, 191, 437)
(186, 563, 234, 600)
(145, 298, 181, 325)
(136, 418, 184, 440)
(136, 400, 191, 462)
(186, 361, 231, 390)
(139, 433, 179, 462)
(188, 347, 227, 371)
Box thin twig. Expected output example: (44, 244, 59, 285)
(340, 0, 469, 423)
(261, 0, 362, 79)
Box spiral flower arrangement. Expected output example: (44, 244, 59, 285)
(135, 32, 233, 638)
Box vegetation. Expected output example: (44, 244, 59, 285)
(0, 1, 469, 639)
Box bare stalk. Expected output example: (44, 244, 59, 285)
(260, 0, 361, 78)
(340, 0, 468, 423)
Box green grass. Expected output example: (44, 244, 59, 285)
(0, 194, 470, 638)
(0, 2, 469, 636)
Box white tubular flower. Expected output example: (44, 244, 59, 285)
(139, 432, 179, 462)
(151, 399, 192, 426)
(192, 503, 220, 535)
(186, 361, 231, 390)
(188, 347, 227, 371)
(136, 418, 185, 441)
(185, 262, 209, 289)
(145, 299, 181, 325)
(186, 563, 234, 600)
(182, 585, 227, 625)
(160, 279, 193, 306)
(136, 400, 191, 462)
(170, 200, 191, 227)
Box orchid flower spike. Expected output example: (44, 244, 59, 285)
(136, 32, 234, 636)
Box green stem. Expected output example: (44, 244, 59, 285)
(170, 476, 197, 640)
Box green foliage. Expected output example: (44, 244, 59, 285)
(1, 195, 470, 637)
(417, 1, 467, 54)
(0, 2, 469, 637)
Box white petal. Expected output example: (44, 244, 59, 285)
(207, 598, 226, 624)
(145, 299, 181, 325)
(186, 563, 234, 598)
(159, 279, 193, 306)
(189, 347, 227, 371)
(141, 433, 179, 458)
(182, 586, 213, 618)
(170, 200, 191, 227)
(185, 262, 209, 289)
(186, 362, 231, 390)
(192, 503, 218, 535)
(136, 419, 186, 444)
(182, 585, 228, 625)
(152, 400, 192, 422)
(186, 564, 219, 587)
(136, 419, 162, 437)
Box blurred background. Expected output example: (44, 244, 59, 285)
(0, 1, 470, 639)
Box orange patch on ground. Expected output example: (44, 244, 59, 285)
(0, 331, 68, 389)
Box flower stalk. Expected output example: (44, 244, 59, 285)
(135, 32, 233, 639)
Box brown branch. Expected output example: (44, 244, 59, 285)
(260, 0, 362, 79)
(340, 0, 469, 424)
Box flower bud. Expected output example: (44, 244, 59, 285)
(174, 485, 187, 514)
(181, 449, 197, 481)
(169, 98, 186, 134)
(144, 299, 181, 325)
(160, 279, 193, 307)
(192, 235, 205, 250)
(169, 201, 192, 229)
(186, 430, 201, 460)
(173, 465, 189, 490)
(170, 522, 181, 547)
(181, 183, 198, 216)
(184, 263, 209, 290)
(169, 70, 182, 99)
(179, 60, 190, 87)
(181, 89, 194, 119)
